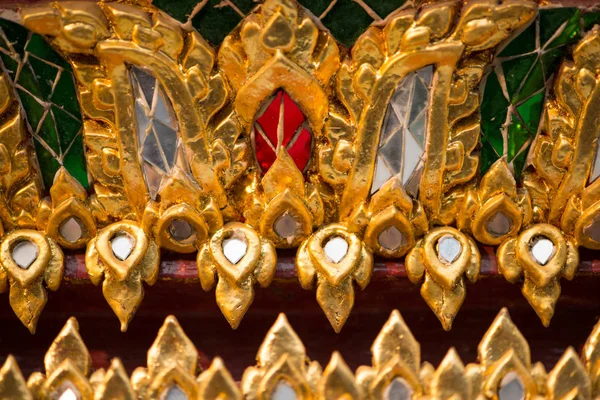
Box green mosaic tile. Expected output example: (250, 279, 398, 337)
(365, 0, 406, 19)
(583, 11, 600, 31)
(498, 22, 536, 57)
(479, 7, 586, 178)
(298, 0, 332, 16)
(27, 56, 59, 99)
(320, 0, 373, 47)
(0, 19, 88, 189)
(191, 0, 244, 45)
(152, 0, 197, 22)
(480, 136, 501, 176)
(33, 138, 61, 189)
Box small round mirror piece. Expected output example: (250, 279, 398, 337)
(111, 234, 134, 261)
(530, 236, 555, 266)
(323, 236, 349, 263)
(486, 212, 512, 237)
(498, 371, 525, 400)
(274, 213, 298, 239)
(437, 235, 462, 265)
(168, 219, 193, 242)
(161, 385, 187, 400)
(59, 217, 83, 243)
(12, 241, 39, 270)
(222, 237, 248, 265)
(271, 380, 297, 400)
(384, 377, 413, 400)
(378, 226, 405, 251)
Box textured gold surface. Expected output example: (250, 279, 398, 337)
(0, 309, 598, 398)
(0, 0, 595, 332)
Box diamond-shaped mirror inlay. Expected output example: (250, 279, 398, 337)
(56, 382, 80, 400)
(323, 236, 349, 264)
(59, 216, 83, 243)
(130, 67, 183, 200)
(371, 66, 433, 196)
(498, 371, 525, 400)
(384, 377, 414, 400)
(253, 91, 312, 175)
(58, 388, 78, 400)
(437, 235, 462, 265)
(161, 385, 187, 400)
(12, 240, 38, 269)
(530, 236, 555, 265)
(222, 236, 247, 265)
(271, 380, 298, 400)
(111, 233, 134, 261)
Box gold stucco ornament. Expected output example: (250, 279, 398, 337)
(497, 223, 578, 326)
(406, 226, 480, 330)
(0, 229, 63, 333)
(85, 221, 159, 331)
(297, 223, 373, 332)
(0, 309, 597, 397)
(197, 222, 277, 328)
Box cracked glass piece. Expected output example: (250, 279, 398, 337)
(161, 385, 187, 400)
(59, 217, 83, 243)
(274, 213, 298, 239)
(57, 386, 79, 400)
(530, 236, 555, 265)
(324, 236, 349, 264)
(378, 226, 406, 251)
(498, 372, 525, 400)
(271, 381, 297, 400)
(486, 212, 513, 237)
(584, 214, 600, 243)
(253, 91, 312, 174)
(130, 67, 182, 200)
(481, 8, 586, 179)
(371, 66, 431, 195)
(0, 20, 88, 189)
(437, 235, 462, 264)
(169, 219, 193, 242)
(12, 241, 38, 269)
(222, 237, 247, 264)
(111, 234, 134, 261)
(384, 377, 413, 400)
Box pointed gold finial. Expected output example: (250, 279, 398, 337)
(0, 356, 32, 399)
(548, 348, 591, 400)
(96, 359, 136, 400)
(197, 358, 242, 399)
(45, 317, 91, 377)
(147, 315, 198, 376)
(478, 308, 530, 370)
(317, 352, 359, 399)
(431, 348, 468, 400)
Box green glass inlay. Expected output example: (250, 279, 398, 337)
(498, 22, 536, 57)
(0, 19, 88, 189)
(192, 0, 243, 45)
(298, 0, 332, 16)
(481, 72, 509, 120)
(479, 7, 587, 178)
(365, 0, 406, 20)
(62, 134, 87, 188)
(27, 56, 59, 99)
(33, 138, 61, 189)
(0, 19, 27, 54)
(52, 105, 81, 150)
(17, 89, 44, 131)
(480, 136, 501, 175)
(37, 113, 61, 154)
(583, 11, 600, 31)
(507, 112, 530, 161)
(501, 54, 536, 101)
(151, 0, 197, 22)
(320, 0, 373, 47)
(539, 8, 578, 45)
(513, 60, 544, 104)
(516, 90, 544, 133)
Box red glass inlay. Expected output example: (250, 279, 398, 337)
(254, 91, 312, 174)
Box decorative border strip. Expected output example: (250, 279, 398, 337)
(0, 308, 599, 399)
(0, 0, 599, 334)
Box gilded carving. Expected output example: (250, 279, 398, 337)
(197, 222, 277, 328)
